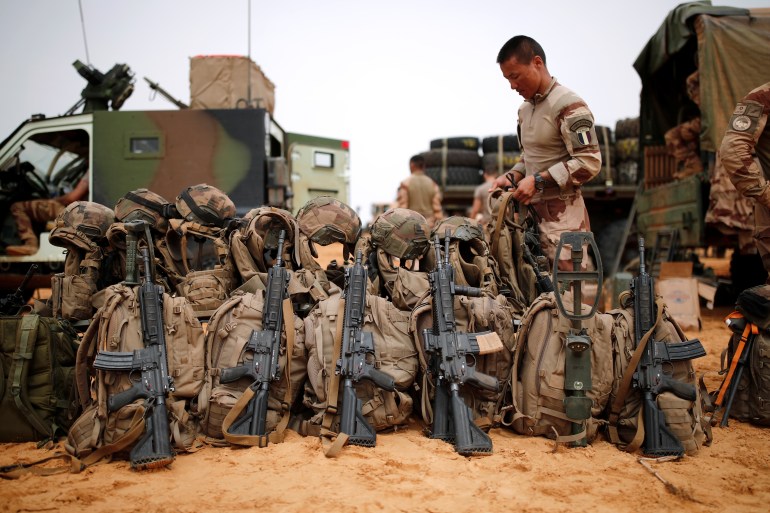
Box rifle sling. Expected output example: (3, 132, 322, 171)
(607, 298, 664, 448)
(222, 298, 296, 447)
(321, 298, 350, 457)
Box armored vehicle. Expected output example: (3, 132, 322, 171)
(0, 58, 349, 293)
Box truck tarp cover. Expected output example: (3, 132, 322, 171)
(634, 1, 770, 151)
(189, 55, 276, 114)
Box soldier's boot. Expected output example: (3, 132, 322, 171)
(5, 237, 39, 256)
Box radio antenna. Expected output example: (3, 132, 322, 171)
(78, 0, 91, 65)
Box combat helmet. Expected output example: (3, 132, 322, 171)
(296, 196, 361, 246)
(114, 188, 176, 233)
(431, 216, 485, 243)
(49, 201, 116, 251)
(175, 183, 236, 227)
(370, 208, 430, 261)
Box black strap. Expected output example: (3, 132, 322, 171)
(181, 189, 223, 227)
(123, 191, 167, 215)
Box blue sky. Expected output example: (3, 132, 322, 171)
(1, 0, 765, 222)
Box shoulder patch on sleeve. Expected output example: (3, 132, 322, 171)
(569, 118, 594, 146)
(733, 103, 747, 115)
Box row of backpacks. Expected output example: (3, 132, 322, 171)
(2, 182, 766, 472)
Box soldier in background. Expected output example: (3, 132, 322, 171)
(4, 172, 89, 255)
(470, 168, 498, 225)
(395, 154, 443, 228)
(719, 81, 770, 281)
(665, 70, 703, 179)
(491, 35, 601, 271)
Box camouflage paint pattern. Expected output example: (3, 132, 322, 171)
(720, 81, 770, 275)
(91, 108, 286, 215)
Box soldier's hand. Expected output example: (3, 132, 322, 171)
(512, 175, 536, 204)
(490, 174, 512, 191)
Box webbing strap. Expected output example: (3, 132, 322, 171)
(181, 189, 223, 227)
(320, 298, 349, 457)
(607, 299, 664, 447)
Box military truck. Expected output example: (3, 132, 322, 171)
(0, 59, 349, 292)
(634, 1, 770, 288)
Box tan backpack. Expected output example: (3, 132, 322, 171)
(485, 190, 541, 316)
(505, 291, 615, 444)
(300, 290, 418, 439)
(66, 283, 205, 463)
(158, 219, 238, 316)
(199, 286, 306, 445)
(412, 293, 517, 429)
(606, 291, 711, 455)
(49, 247, 104, 322)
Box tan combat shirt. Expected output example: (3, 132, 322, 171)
(396, 171, 443, 225)
(720, 81, 770, 209)
(511, 79, 601, 200)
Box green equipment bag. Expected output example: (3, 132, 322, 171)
(0, 314, 80, 442)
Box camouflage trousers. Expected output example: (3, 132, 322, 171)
(754, 201, 770, 282)
(9, 199, 66, 245)
(531, 192, 592, 272)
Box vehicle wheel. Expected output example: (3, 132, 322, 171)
(420, 149, 481, 168)
(730, 250, 768, 296)
(481, 152, 521, 174)
(481, 135, 519, 154)
(429, 137, 480, 151)
(425, 166, 483, 186)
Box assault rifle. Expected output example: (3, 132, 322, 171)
(93, 248, 175, 470)
(423, 231, 499, 455)
(336, 250, 396, 447)
(521, 242, 553, 294)
(219, 230, 290, 446)
(0, 264, 37, 315)
(630, 237, 706, 457)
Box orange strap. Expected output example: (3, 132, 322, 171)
(715, 312, 758, 406)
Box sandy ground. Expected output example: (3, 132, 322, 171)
(1, 251, 769, 513)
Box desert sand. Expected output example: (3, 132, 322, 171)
(1, 252, 768, 513)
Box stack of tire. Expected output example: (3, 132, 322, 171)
(421, 137, 483, 187)
(587, 125, 616, 186)
(614, 117, 640, 185)
(481, 135, 520, 176)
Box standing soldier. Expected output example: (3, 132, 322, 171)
(491, 35, 601, 271)
(395, 154, 443, 228)
(719, 81, 770, 281)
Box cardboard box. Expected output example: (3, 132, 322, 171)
(189, 55, 276, 114)
(656, 262, 701, 331)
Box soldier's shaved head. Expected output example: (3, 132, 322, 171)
(497, 35, 546, 66)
